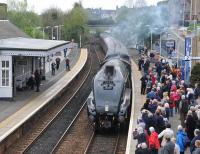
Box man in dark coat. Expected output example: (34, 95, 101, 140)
(140, 74, 148, 95)
(186, 111, 196, 140)
(34, 69, 41, 92)
(156, 62, 162, 80)
(179, 95, 189, 127)
(65, 57, 70, 71)
(194, 83, 200, 100)
(51, 62, 56, 75)
(143, 59, 150, 74)
(138, 57, 144, 71)
(55, 57, 61, 70)
(27, 74, 35, 90)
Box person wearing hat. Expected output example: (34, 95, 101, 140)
(190, 129, 200, 153)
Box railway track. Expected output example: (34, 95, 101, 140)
(6, 45, 101, 154)
(83, 129, 127, 154)
(52, 43, 128, 154)
(85, 132, 120, 154)
(48, 44, 106, 154)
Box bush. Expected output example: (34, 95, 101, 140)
(190, 63, 200, 86)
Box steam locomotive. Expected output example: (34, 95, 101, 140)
(87, 34, 132, 130)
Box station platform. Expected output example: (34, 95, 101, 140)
(0, 48, 88, 152)
(0, 48, 79, 123)
(126, 51, 145, 154)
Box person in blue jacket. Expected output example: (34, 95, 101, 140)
(176, 125, 187, 154)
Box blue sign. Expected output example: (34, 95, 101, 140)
(184, 37, 192, 84)
(185, 37, 192, 56)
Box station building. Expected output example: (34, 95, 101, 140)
(0, 20, 71, 99)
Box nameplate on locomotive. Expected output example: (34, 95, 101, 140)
(101, 80, 115, 90)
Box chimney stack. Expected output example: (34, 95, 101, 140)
(0, 3, 7, 20)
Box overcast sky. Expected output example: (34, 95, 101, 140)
(1, 0, 163, 14)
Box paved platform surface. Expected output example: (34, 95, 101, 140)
(0, 48, 80, 123)
(126, 49, 145, 154)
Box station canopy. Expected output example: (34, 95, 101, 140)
(0, 37, 70, 57)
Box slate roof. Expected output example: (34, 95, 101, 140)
(0, 37, 69, 51)
(0, 20, 29, 39)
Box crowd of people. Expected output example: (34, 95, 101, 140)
(134, 52, 200, 154)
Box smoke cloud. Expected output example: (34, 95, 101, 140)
(110, 3, 173, 47)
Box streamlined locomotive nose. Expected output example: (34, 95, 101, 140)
(87, 34, 132, 130)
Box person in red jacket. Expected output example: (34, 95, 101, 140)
(170, 89, 181, 114)
(149, 127, 160, 154)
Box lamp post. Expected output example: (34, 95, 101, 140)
(80, 34, 82, 48)
(44, 26, 51, 39)
(52, 27, 54, 40)
(182, 0, 186, 26)
(194, 0, 197, 29)
(58, 25, 64, 40)
(79, 26, 84, 48)
(54, 26, 59, 40)
(53, 25, 64, 40)
(42, 28, 45, 39)
(190, 0, 193, 21)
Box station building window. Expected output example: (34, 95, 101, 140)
(1, 61, 9, 86)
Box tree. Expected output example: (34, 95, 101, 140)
(190, 63, 200, 86)
(41, 8, 65, 39)
(63, 2, 88, 45)
(7, 0, 42, 38)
